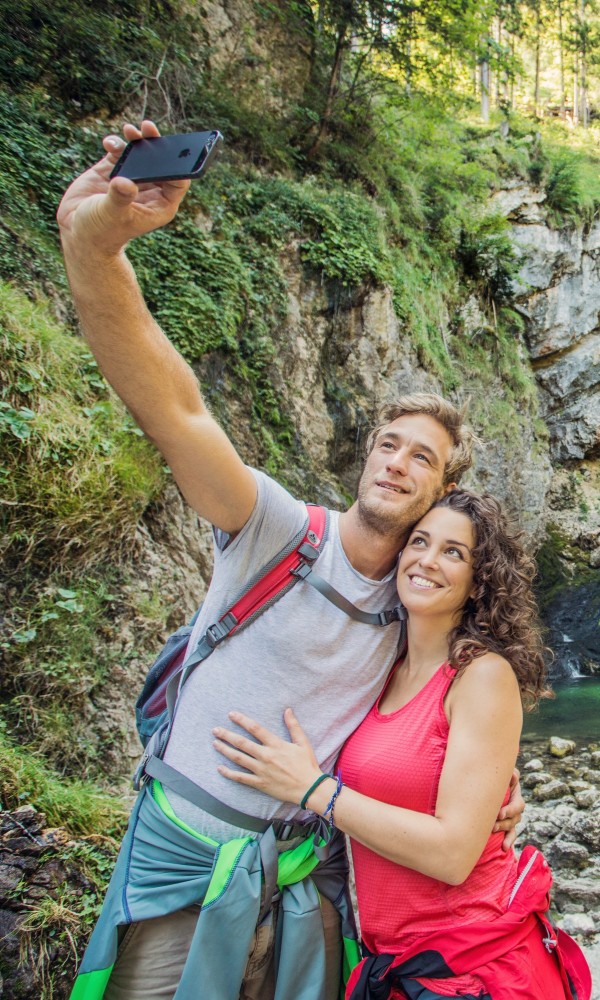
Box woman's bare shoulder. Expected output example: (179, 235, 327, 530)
(448, 652, 521, 715)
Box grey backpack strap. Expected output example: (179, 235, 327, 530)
(292, 559, 407, 627)
(144, 755, 271, 833)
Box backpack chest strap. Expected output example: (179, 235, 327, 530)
(292, 560, 407, 627)
(144, 755, 331, 847)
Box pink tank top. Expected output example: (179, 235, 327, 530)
(338, 662, 518, 991)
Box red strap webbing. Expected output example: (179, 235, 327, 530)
(219, 504, 326, 634)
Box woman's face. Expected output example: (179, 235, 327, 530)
(397, 506, 476, 622)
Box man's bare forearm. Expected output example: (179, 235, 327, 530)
(62, 240, 205, 437)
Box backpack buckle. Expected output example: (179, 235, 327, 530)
(297, 541, 320, 563)
(133, 751, 151, 791)
(291, 562, 313, 580)
(205, 612, 238, 648)
(377, 607, 402, 626)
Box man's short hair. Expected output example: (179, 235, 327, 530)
(365, 393, 476, 486)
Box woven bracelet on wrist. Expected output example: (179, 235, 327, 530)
(300, 773, 331, 811)
(323, 771, 344, 824)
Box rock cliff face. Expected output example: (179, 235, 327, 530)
(505, 186, 600, 463)
(491, 179, 599, 677)
(188, 5, 598, 558)
(199, 0, 311, 114)
(260, 249, 554, 534)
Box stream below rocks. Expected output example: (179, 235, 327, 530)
(523, 675, 600, 742)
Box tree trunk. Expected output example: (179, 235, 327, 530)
(534, 4, 541, 117)
(510, 33, 515, 107)
(405, 7, 415, 97)
(307, 17, 350, 160)
(580, 0, 588, 126)
(480, 36, 490, 122)
(480, 58, 490, 121)
(496, 16, 502, 106)
(558, 0, 566, 117)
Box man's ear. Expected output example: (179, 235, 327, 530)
(443, 481, 457, 495)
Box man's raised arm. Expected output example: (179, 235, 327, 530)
(57, 120, 256, 534)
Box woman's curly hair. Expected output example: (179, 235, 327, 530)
(432, 490, 550, 708)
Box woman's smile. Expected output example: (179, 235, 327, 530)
(408, 574, 441, 590)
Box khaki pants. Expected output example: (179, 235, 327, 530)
(104, 895, 342, 1000)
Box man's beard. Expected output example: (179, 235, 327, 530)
(356, 477, 443, 540)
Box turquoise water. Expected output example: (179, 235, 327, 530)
(523, 676, 600, 744)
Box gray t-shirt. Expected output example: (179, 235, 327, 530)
(163, 469, 401, 840)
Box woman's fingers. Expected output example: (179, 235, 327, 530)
(213, 737, 260, 771)
(216, 764, 260, 786)
(212, 727, 264, 759)
(227, 711, 279, 746)
(501, 826, 518, 852)
(283, 708, 310, 746)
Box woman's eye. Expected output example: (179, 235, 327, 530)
(446, 547, 462, 558)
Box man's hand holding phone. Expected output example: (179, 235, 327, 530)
(57, 121, 210, 259)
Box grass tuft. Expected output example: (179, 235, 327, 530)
(0, 728, 127, 836)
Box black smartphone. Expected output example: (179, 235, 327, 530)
(110, 130, 222, 183)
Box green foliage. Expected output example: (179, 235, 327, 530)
(457, 214, 522, 304)
(521, 122, 600, 226)
(1, 724, 122, 993)
(0, 724, 126, 836)
(0, 282, 164, 569)
(2, 575, 121, 773)
(0, 89, 80, 293)
(0, 0, 199, 116)
(544, 146, 599, 224)
(0, 552, 180, 779)
(449, 298, 538, 453)
(390, 248, 458, 388)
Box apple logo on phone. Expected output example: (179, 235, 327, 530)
(178, 148, 191, 159)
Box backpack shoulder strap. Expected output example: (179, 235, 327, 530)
(180, 504, 327, 671)
(162, 505, 328, 722)
(290, 507, 406, 627)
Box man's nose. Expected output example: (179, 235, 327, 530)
(386, 447, 409, 476)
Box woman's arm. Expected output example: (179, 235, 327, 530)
(214, 653, 522, 885)
(314, 654, 521, 883)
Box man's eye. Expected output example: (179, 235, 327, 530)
(414, 453, 430, 464)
